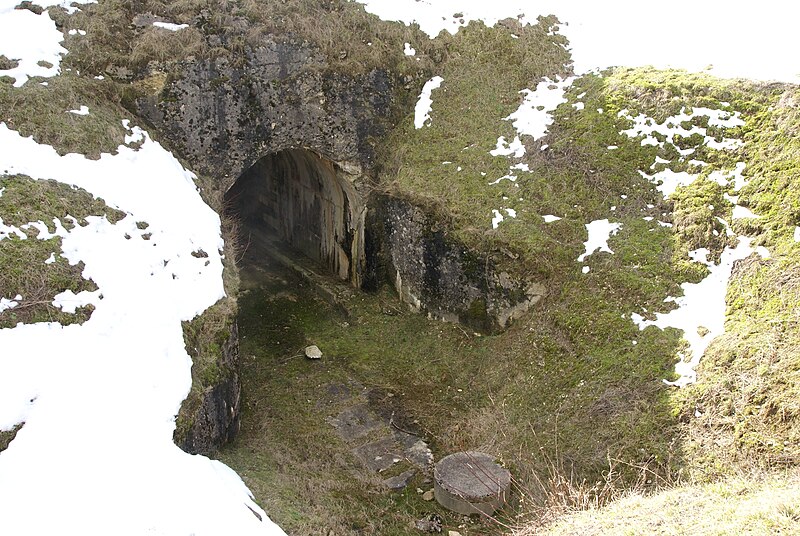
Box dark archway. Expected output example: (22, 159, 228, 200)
(225, 149, 366, 285)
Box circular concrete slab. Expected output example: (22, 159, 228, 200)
(433, 451, 511, 516)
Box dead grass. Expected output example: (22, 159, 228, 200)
(536, 468, 800, 536)
(0, 73, 128, 157)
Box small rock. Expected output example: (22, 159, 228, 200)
(448, 532, 463, 536)
(414, 513, 442, 533)
(383, 469, 416, 491)
(305, 345, 322, 359)
(422, 490, 435, 501)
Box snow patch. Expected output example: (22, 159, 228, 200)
(153, 21, 189, 31)
(0, 121, 285, 535)
(488, 174, 516, 185)
(67, 105, 90, 116)
(504, 77, 574, 142)
(52, 288, 101, 313)
(490, 135, 525, 158)
(414, 75, 444, 129)
(0, 217, 26, 240)
(403, 42, 416, 56)
(542, 214, 561, 223)
(577, 219, 622, 262)
(732, 205, 761, 219)
(0, 296, 20, 313)
(632, 238, 765, 387)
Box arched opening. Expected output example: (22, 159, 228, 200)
(225, 149, 366, 285)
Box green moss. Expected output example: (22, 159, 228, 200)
(174, 297, 237, 445)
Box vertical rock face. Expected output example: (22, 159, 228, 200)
(227, 149, 365, 284)
(178, 322, 242, 456)
(370, 197, 546, 333)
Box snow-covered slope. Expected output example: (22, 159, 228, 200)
(0, 2, 285, 534)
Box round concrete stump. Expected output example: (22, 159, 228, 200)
(433, 451, 511, 516)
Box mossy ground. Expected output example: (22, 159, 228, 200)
(0, 175, 124, 327)
(220, 238, 683, 535)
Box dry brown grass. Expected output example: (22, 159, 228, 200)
(534, 468, 800, 536)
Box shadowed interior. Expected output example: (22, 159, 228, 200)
(225, 149, 365, 284)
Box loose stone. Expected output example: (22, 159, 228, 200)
(305, 345, 322, 359)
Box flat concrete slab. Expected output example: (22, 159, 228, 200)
(394, 430, 433, 469)
(352, 438, 404, 472)
(325, 403, 386, 442)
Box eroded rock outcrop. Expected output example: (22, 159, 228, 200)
(368, 197, 546, 333)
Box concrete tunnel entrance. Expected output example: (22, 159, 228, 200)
(224, 149, 366, 285)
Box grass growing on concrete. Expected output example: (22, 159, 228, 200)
(62, 0, 443, 79)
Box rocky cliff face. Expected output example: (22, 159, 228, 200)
(177, 321, 242, 456)
(369, 197, 546, 333)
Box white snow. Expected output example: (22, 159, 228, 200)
(355, 0, 800, 83)
(403, 42, 416, 56)
(542, 214, 561, 223)
(52, 288, 101, 313)
(0, 8, 64, 87)
(581, 266, 590, 274)
(491, 209, 504, 229)
(414, 75, 444, 129)
(577, 219, 622, 262)
(45, 252, 56, 264)
(0, 122, 285, 535)
(68, 29, 87, 36)
(795, 227, 800, 242)
(488, 174, 516, 185)
(632, 238, 765, 387)
(504, 77, 574, 142)
(0, 296, 20, 313)
(638, 168, 697, 198)
(0, 217, 26, 240)
(490, 135, 525, 158)
(491, 208, 517, 229)
(732, 205, 761, 220)
(619, 107, 743, 153)
(68, 105, 90, 116)
(153, 21, 189, 31)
